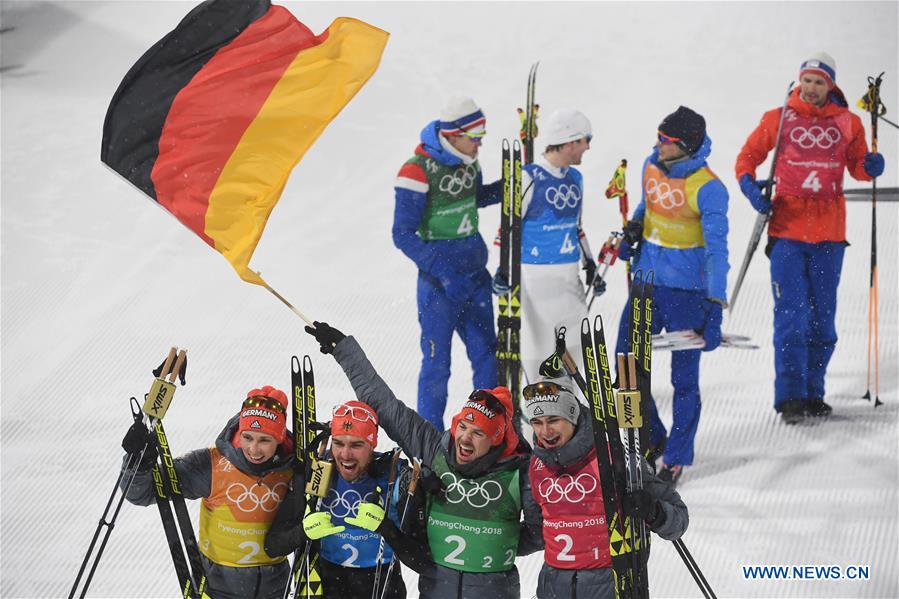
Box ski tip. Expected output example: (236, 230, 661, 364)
(581, 317, 591, 334)
(291, 355, 301, 372)
(303, 355, 313, 371)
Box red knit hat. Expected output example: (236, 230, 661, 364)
(238, 386, 288, 442)
(451, 387, 515, 447)
(330, 401, 379, 448)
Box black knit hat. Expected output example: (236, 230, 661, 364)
(658, 106, 706, 156)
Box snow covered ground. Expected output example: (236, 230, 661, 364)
(1, 1, 897, 597)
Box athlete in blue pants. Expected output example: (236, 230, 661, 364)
(615, 106, 729, 486)
(393, 97, 501, 430)
(769, 239, 845, 406)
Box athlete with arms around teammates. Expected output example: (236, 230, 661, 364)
(305, 322, 543, 599)
(122, 387, 296, 599)
(393, 97, 502, 431)
(735, 52, 885, 424)
(520, 374, 688, 598)
(266, 400, 427, 598)
(615, 106, 730, 486)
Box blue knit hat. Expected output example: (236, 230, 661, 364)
(439, 96, 486, 137)
(800, 52, 836, 89)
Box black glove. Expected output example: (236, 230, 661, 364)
(622, 219, 643, 246)
(418, 468, 445, 496)
(583, 258, 597, 286)
(622, 490, 662, 525)
(592, 275, 607, 297)
(122, 419, 152, 454)
(304, 321, 346, 355)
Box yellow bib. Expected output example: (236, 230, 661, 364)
(642, 162, 714, 249)
(198, 447, 291, 567)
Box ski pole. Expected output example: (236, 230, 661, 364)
(672, 538, 717, 599)
(729, 82, 794, 315)
(858, 73, 884, 407)
(69, 399, 145, 599)
(370, 449, 402, 599)
(378, 458, 422, 599)
(605, 159, 632, 289)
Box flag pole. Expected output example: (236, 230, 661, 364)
(259, 276, 314, 326)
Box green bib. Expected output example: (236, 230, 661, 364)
(409, 155, 480, 241)
(426, 452, 521, 573)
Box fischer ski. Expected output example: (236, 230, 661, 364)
(520, 62, 539, 165)
(70, 348, 203, 599)
(285, 355, 326, 599)
(496, 139, 524, 420)
(581, 316, 639, 599)
(651, 330, 758, 351)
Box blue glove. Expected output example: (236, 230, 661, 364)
(739, 174, 771, 214)
(864, 152, 885, 178)
(491, 270, 511, 296)
(618, 239, 634, 261)
(442, 273, 477, 304)
(701, 299, 723, 352)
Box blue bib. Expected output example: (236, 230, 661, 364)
(521, 164, 583, 264)
(319, 456, 401, 568)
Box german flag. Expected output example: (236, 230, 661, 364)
(102, 0, 388, 285)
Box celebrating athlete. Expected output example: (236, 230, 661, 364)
(265, 401, 427, 598)
(392, 96, 503, 431)
(521, 375, 688, 598)
(122, 386, 296, 599)
(492, 108, 600, 383)
(615, 106, 730, 486)
(305, 322, 543, 599)
(735, 52, 885, 424)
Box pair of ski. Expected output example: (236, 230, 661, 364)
(651, 330, 758, 351)
(496, 63, 538, 414)
(284, 356, 325, 599)
(578, 271, 653, 599)
(70, 347, 206, 599)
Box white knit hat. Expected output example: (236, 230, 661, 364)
(522, 377, 580, 425)
(541, 108, 592, 146)
(439, 96, 486, 137)
(800, 52, 836, 88)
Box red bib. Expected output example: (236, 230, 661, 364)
(529, 450, 610, 569)
(775, 108, 853, 200)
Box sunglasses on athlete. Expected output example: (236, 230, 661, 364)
(522, 381, 574, 400)
(243, 395, 286, 415)
(467, 390, 507, 415)
(332, 405, 378, 425)
(657, 130, 682, 145)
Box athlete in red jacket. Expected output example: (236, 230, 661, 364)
(735, 52, 885, 424)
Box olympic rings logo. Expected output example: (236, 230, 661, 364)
(645, 178, 685, 210)
(320, 488, 379, 518)
(225, 481, 288, 513)
(545, 184, 581, 210)
(537, 473, 597, 504)
(439, 471, 503, 508)
(439, 164, 478, 196)
(789, 125, 841, 149)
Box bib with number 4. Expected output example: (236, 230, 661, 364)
(405, 155, 481, 241)
(521, 163, 583, 265)
(199, 447, 291, 567)
(426, 453, 521, 573)
(775, 108, 853, 200)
